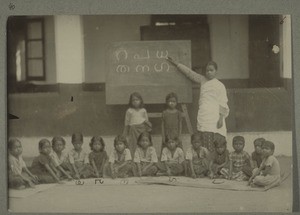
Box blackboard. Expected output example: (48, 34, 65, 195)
(106, 40, 192, 104)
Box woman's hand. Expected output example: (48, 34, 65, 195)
(166, 57, 178, 67)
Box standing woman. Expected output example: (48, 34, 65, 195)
(166, 57, 229, 152)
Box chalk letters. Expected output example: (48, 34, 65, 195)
(136, 65, 150, 73)
(115, 49, 128, 61)
(134, 50, 150, 60)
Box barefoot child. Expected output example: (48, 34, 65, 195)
(161, 92, 183, 149)
(248, 141, 281, 188)
(134, 132, 158, 177)
(185, 133, 210, 178)
(89, 136, 108, 178)
(167, 57, 229, 152)
(157, 136, 185, 176)
(220, 136, 252, 181)
(123, 92, 152, 156)
(8, 138, 39, 189)
(68, 133, 93, 179)
(108, 135, 135, 179)
(31, 139, 65, 184)
(251, 138, 265, 168)
(209, 134, 229, 179)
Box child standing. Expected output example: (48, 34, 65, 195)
(185, 133, 210, 178)
(31, 139, 65, 184)
(209, 134, 229, 179)
(134, 132, 158, 177)
(161, 92, 183, 150)
(167, 57, 229, 152)
(8, 138, 39, 189)
(220, 136, 252, 181)
(251, 138, 265, 168)
(89, 136, 108, 178)
(157, 136, 185, 176)
(248, 141, 281, 188)
(68, 133, 93, 179)
(108, 135, 135, 179)
(123, 92, 152, 156)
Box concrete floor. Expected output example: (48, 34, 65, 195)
(9, 157, 293, 213)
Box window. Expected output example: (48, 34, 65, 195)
(25, 18, 46, 81)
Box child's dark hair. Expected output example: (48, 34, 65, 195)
(214, 134, 227, 148)
(89, 136, 105, 151)
(8, 138, 21, 151)
(113, 135, 128, 148)
(137, 132, 153, 147)
(232, 136, 245, 144)
(262, 141, 275, 151)
(206, 61, 218, 70)
(165, 92, 178, 103)
(38, 139, 51, 151)
(254, 138, 265, 146)
(51, 136, 66, 147)
(72, 133, 83, 143)
(165, 134, 180, 146)
(128, 92, 144, 108)
(191, 132, 202, 143)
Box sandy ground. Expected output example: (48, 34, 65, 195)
(9, 157, 292, 213)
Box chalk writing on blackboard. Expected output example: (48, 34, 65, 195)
(156, 50, 169, 59)
(154, 62, 170, 72)
(136, 65, 150, 73)
(116, 49, 128, 61)
(134, 50, 150, 60)
(116, 65, 130, 73)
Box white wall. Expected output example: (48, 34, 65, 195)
(280, 15, 292, 79)
(208, 15, 249, 80)
(54, 16, 85, 84)
(44, 16, 57, 84)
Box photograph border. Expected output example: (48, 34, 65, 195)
(1, 0, 299, 214)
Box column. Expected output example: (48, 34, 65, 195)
(54, 15, 85, 84)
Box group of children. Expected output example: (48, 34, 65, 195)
(8, 92, 281, 190)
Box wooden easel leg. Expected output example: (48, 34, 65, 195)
(181, 104, 193, 134)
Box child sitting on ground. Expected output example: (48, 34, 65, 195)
(108, 135, 135, 179)
(251, 138, 265, 168)
(209, 134, 229, 179)
(50, 136, 73, 179)
(220, 136, 253, 181)
(8, 138, 39, 189)
(157, 135, 185, 176)
(31, 139, 66, 184)
(68, 133, 94, 179)
(185, 133, 210, 178)
(248, 141, 281, 188)
(89, 136, 108, 178)
(134, 132, 158, 177)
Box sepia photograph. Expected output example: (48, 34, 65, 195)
(7, 14, 293, 213)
